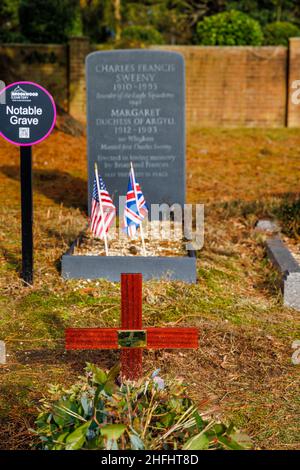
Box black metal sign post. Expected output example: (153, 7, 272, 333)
(20, 146, 33, 285)
(0, 81, 56, 286)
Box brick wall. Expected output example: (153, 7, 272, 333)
(68, 37, 91, 122)
(1, 39, 300, 127)
(287, 38, 300, 127)
(152, 45, 288, 128)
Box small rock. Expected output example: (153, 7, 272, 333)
(255, 219, 280, 233)
(129, 246, 138, 255)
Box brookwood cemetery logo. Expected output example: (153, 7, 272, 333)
(11, 85, 38, 102)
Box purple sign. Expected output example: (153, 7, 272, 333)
(0, 81, 56, 146)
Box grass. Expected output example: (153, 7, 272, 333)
(0, 127, 299, 449)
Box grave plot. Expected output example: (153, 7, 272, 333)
(62, 235, 196, 281)
(266, 237, 300, 310)
(255, 219, 300, 311)
(73, 222, 186, 257)
(61, 50, 197, 282)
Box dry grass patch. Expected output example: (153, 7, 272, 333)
(0, 128, 299, 449)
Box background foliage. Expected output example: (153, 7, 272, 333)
(119, 25, 164, 47)
(19, 0, 80, 44)
(196, 10, 263, 45)
(1, 0, 300, 45)
(263, 21, 300, 45)
(0, 0, 22, 42)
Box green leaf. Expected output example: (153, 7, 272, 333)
(53, 402, 86, 424)
(213, 423, 226, 435)
(107, 363, 121, 381)
(56, 431, 69, 443)
(94, 384, 105, 405)
(193, 411, 204, 431)
(53, 432, 69, 450)
(183, 432, 210, 450)
(230, 432, 252, 450)
(103, 380, 115, 395)
(80, 397, 89, 415)
(94, 370, 107, 385)
(217, 435, 247, 450)
(226, 422, 234, 434)
(88, 364, 107, 384)
(100, 424, 126, 441)
(52, 402, 74, 427)
(65, 421, 91, 450)
(86, 363, 107, 384)
(161, 412, 175, 428)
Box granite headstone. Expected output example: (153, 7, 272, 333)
(86, 50, 185, 213)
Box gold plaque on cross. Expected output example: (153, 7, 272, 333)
(117, 330, 147, 348)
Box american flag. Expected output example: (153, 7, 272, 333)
(123, 163, 148, 238)
(90, 173, 116, 239)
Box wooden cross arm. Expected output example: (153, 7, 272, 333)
(66, 327, 198, 350)
(147, 328, 198, 349)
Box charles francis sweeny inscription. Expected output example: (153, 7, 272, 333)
(86, 50, 185, 212)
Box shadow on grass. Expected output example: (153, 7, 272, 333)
(205, 195, 300, 299)
(0, 165, 87, 212)
(0, 382, 35, 450)
(255, 258, 284, 299)
(206, 193, 300, 220)
(15, 348, 118, 373)
(0, 349, 118, 449)
(0, 243, 21, 273)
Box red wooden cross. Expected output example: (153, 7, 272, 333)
(66, 273, 198, 380)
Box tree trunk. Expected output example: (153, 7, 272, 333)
(114, 0, 121, 41)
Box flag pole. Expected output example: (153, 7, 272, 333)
(130, 161, 146, 256)
(94, 162, 109, 256)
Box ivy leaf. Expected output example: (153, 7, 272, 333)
(100, 424, 126, 441)
(65, 421, 91, 450)
(183, 432, 210, 450)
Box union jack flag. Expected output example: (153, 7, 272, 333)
(90, 172, 116, 239)
(123, 163, 148, 238)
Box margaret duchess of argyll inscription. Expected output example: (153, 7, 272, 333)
(86, 50, 185, 213)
